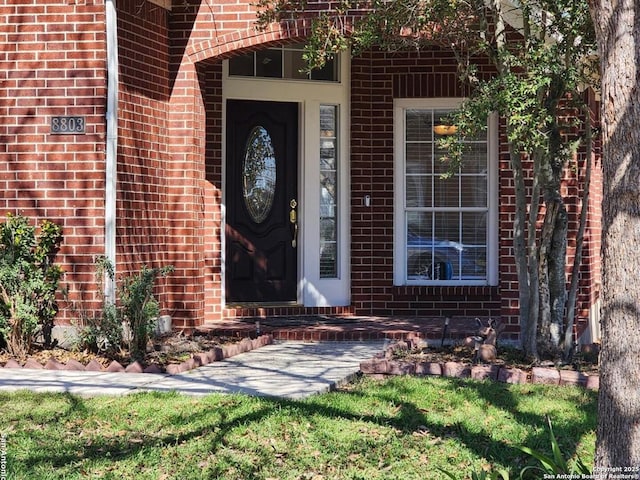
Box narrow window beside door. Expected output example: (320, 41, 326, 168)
(320, 105, 338, 278)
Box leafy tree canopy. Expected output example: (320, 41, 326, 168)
(258, 0, 598, 362)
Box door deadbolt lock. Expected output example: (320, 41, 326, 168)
(289, 199, 298, 247)
(289, 199, 297, 223)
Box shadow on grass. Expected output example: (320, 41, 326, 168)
(0, 377, 597, 478)
(342, 376, 597, 467)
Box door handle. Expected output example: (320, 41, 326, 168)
(289, 199, 298, 248)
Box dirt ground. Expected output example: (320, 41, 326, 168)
(0, 331, 243, 369)
(1, 331, 599, 374)
(389, 342, 599, 374)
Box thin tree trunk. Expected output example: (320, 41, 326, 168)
(538, 194, 568, 360)
(488, 0, 540, 361)
(563, 103, 593, 361)
(511, 148, 538, 360)
(527, 150, 542, 363)
(548, 202, 567, 347)
(537, 82, 569, 361)
(590, 0, 640, 470)
(538, 197, 555, 357)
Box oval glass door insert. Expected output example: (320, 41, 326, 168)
(243, 126, 277, 223)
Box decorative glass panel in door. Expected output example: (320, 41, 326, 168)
(243, 126, 276, 224)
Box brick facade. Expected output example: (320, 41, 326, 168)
(116, 1, 173, 314)
(0, 0, 107, 313)
(349, 49, 502, 324)
(0, 0, 601, 342)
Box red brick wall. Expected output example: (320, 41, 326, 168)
(349, 48, 503, 325)
(0, 0, 108, 321)
(347, 46, 600, 339)
(135, 0, 603, 336)
(497, 122, 521, 329)
(116, 0, 173, 313)
(165, 3, 210, 329)
(0, 0, 601, 338)
(200, 60, 224, 323)
(587, 93, 602, 313)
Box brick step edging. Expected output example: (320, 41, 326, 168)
(1, 334, 274, 376)
(360, 358, 600, 390)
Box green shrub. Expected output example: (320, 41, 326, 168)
(73, 256, 173, 360)
(72, 256, 122, 356)
(118, 262, 173, 360)
(0, 214, 63, 358)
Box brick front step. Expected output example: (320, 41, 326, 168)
(197, 316, 504, 343)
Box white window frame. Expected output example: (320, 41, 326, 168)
(228, 43, 340, 82)
(393, 98, 499, 286)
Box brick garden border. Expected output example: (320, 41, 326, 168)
(360, 341, 600, 390)
(0, 334, 274, 375)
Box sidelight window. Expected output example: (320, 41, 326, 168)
(320, 105, 339, 278)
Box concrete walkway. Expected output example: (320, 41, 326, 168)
(0, 341, 384, 399)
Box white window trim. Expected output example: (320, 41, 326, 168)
(393, 98, 499, 286)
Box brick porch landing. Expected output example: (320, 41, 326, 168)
(196, 316, 490, 343)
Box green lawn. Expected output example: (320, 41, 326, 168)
(0, 376, 596, 479)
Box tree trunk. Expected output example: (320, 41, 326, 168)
(538, 195, 568, 360)
(548, 202, 567, 348)
(511, 148, 538, 361)
(590, 0, 640, 471)
(537, 198, 555, 357)
(546, 126, 569, 362)
(564, 105, 594, 361)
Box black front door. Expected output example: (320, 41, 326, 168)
(225, 100, 298, 303)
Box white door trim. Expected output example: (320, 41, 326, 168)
(221, 54, 351, 307)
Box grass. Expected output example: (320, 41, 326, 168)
(0, 376, 596, 479)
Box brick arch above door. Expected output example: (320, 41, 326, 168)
(187, 19, 314, 63)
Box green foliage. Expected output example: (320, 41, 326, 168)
(436, 417, 592, 479)
(256, 0, 597, 182)
(72, 256, 122, 355)
(0, 214, 63, 357)
(118, 263, 174, 360)
(257, 0, 597, 159)
(0, 377, 596, 479)
(257, 0, 597, 362)
(73, 257, 173, 361)
(74, 305, 122, 356)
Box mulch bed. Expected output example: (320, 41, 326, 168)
(361, 339, 600, 390)
(0, 332, 274, 375)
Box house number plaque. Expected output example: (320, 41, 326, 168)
(50, 116, 86, 134)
